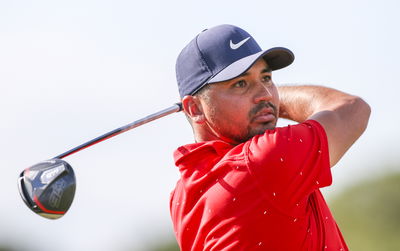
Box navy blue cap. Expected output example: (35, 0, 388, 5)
(176, 24, 295, 98)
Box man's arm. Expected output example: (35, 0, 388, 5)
(278, 85, 371, 167)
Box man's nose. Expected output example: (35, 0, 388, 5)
(253, 82, 273, 103)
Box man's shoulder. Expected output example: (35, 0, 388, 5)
(247, 120, 328, 164)
(250, 120, 326, 145)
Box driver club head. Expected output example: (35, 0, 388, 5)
(18, 158, 76, 219)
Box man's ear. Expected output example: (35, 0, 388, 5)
(182, 95, 206, 124)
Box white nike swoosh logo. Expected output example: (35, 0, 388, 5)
(230, 37, 251, 50)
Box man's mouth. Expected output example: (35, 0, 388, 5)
(252, 108, 276, 123)
(249, 103, 277, 124)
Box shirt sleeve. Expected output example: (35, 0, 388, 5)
(245, 120, 332, 209)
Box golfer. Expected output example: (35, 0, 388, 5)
(170, 24, 370, 250)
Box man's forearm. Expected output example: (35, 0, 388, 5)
(277, 85, 359, 122)
(277, 84, 371, 166)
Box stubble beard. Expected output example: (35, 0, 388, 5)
(246, 101, 278, 140)
(208, 101, 278, 144)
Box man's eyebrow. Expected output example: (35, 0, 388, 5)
(239, 67, 272, 77)
(262, 67, 272, 73)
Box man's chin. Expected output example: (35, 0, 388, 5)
(228, 122, 277, 144)
(250, 122, 277, 136)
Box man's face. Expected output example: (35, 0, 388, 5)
(198, 58, 280, 144)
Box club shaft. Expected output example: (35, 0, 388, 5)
(54, 103, 182, 159)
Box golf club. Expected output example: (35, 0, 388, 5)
(18, 103, 182, 219)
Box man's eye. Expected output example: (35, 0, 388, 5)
(263, 75, 272, 82)
(233, 80, 247, 88)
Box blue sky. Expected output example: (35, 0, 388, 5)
(1, 0, 399, 250)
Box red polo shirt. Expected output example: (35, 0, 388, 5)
(170, 120, 348, 251)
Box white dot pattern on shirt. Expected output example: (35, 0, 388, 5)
(180, 123, 330, 249)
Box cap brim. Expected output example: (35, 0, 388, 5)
(208, 47, 294, 84)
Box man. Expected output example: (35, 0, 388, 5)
(170, 24, 370, 250)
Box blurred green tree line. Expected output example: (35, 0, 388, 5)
(330, 171, 400, 250)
